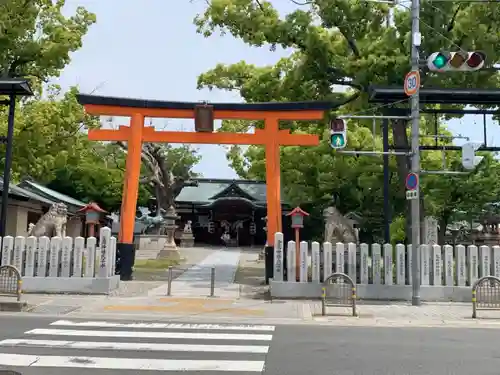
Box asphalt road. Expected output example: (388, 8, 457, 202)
(0, 315, 499, 374)
(0, 314, 274, 375)
(267, 323, 500, 375)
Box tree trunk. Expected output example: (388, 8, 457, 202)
(391, 120, 412, 242)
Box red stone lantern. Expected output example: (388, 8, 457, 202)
(77, 202, 107, 238)
(287, 206, 309, 280)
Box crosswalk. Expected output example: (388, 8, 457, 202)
(0, 319, 275, 372)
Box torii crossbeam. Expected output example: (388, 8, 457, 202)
(77, 94, 334, 280)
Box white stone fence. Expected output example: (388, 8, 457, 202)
(270, 232, 495, 301)
(0, 226, 120, 294)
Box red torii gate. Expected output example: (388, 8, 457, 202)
(77, 94, 334, 280)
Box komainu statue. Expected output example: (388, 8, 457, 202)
(323, 206, 358, 244)
(137, 211, 166, 235)
(28, 202, 68, 237)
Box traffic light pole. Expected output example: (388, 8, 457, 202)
(410, 0, 422, 306)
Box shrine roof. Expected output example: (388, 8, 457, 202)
(175, 178, 286, 204)
(0, 178, 55, 205)
(18, 180, 87, 213)
(77, 94, 335, 112)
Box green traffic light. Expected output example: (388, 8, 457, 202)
(432, 53, 448, 69)
(331, 133, 345, 148)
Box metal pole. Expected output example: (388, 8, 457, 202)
(337, 115, 411, 120)
(338, 150, 410, 156)
(382, 117, 390, 243)
(0, 94, 16, 239)
(167, 266, 173, 296)
(210, 266, 215, 297)
(410, 0, 422, 306)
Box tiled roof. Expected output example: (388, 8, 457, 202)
(18, 180, 86, 208)
(0, 178, 56, 205)
(175, 178, 282, 204)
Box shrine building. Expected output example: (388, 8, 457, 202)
(173, 178, 293, 247)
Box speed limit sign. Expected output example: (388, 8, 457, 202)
(404, 70, 420, 96)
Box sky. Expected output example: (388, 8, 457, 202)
(55, 0, 499, 179)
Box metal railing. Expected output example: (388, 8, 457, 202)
(472, 275, 500, 318)
(0, 265, 22, 301)
(321, 272, 357, 317)
(166, 265, 217, 298)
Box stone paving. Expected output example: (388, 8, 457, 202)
(147, 247, 242, 298)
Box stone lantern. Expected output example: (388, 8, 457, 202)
(158, 205, 179, 258)
(77, 202, 107, 238)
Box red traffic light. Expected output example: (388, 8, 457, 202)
(467, 51, 486, 68)
(330, 119, 345, 132)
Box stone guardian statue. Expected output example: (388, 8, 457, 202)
(28, 202, 68, 237)
(323, 206, 358, 244)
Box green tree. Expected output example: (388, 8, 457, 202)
(193, 0, 500, 241)
(424, 152, 500, 243)
(118, 142, 202, 213)
(46, 142, 139, 213)
(1, 85, 98, 182)
(0, 0, 96, 82)
(0, 84, 128, 212)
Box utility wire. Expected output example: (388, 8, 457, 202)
(338, 97, 411, 117)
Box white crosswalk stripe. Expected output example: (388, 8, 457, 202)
(0, 319, 275, 373)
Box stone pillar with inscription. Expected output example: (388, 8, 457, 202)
(424, 216, 439, 282)
(424, 216, 439, 245)
(273, 232, 284, 281)
(98, 226, 111, 278)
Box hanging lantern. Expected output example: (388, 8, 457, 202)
(249, 222, 256, 235)
(208, 221, 215, 234)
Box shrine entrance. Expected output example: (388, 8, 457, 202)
(205, 197, 264, 247)
(77, 94, 334, 280)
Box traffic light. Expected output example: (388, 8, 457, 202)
(461, 142, 484, 170)
(427, 51, 486, 72)
(330, 119, 347, 149)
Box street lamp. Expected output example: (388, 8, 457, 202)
(0, 78, 33, 240)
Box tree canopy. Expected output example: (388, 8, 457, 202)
(0, 0, 96, 83)
(194, 0, 500, 242)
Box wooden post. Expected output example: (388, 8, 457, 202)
(295, 227, 300, 280)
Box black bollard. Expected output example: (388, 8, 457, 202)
(117, 243, 135, 281)
(264, 245, 274, 285)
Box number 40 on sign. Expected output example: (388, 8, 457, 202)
(404, 70, 420, 97)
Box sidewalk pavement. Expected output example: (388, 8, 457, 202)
(9, 247, 500, 328)
(307, 301, 500, 327)
(14, 291, 500, 329)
